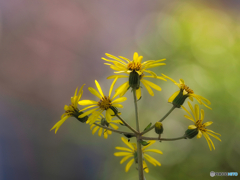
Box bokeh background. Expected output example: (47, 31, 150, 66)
(0, 0, 240, 179)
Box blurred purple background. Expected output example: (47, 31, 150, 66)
(1, 0, 240, 180)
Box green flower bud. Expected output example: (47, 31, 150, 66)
(155, 122, 164, 134)
(129, 71, 140, 89)
(75, 111, 88, 123)
(100, 117, 109, 127)
(172, 89, 188, 108)
(185, 128, 198, 139)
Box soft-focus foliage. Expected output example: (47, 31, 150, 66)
(1, 0, 240, 180)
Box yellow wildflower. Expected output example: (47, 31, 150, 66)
(89, 114, 121, 139)
(162, 74, 211, 109)
(50, 84, 87, 134)
(102, 52, 166, 99)
(78, 78, 127, 125)
(182, 102, 221, 151)
(114, 137, 162, 173)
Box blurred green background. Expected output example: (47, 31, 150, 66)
(0, 0, 239, 180)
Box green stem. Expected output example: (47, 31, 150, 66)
(133, 88, 144, 180)
(93, 123, 135, 136)
(116, 114, 138, 134)
(141, 106, 176, 135)
(141, 135, 187, 141)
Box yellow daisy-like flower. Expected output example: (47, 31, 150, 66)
(102, 52, 166, 99)
(78, 78, 127, 125)
(182, 102, 221, 151)
(162, 74, 211, 109)
(90, 114, 122, 139)
(50, 84, 88, 134)
(114, 137, 162, 173)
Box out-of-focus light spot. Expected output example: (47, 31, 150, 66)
(157, 13, 183, 47)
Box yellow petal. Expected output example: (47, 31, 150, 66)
(125, 159, 135, 172)
(188, 102, 197, 121)
(114, 152, 133, 156)
(79, 105, 98, 112)
(50, 116, 69, 134)
(95, 80, 104, 98)
(120, 155, 133, 164)
(206, 129, 221, 136)
(114, 81, 129, 98)
(197, 130, 202, 139)
(109, 123, 119, 130)
(184, 115, 195, 122)
(106, 108, 113, 122)
(88, 87, 102, 99)
(188, 125, 197, 129)
(92, 126, 99, 135)
(115, 147, 132, 152)
(112, 104, 123, 108)
(121, 137, 134, 150)
(142, 140, 155, 150)
(98, 127, 103, 136)
(143, 160, 149, 173)
(161, 73, 177, 84)
(136, 88, 141, 100)
(78, 100, 98, 106)
(141, 79, 162, 91)
(107, 75, 128, 79)
(200, 109, 204, 121)
(112, 97, 127, 104)
(109, 77, 118, 98)
(203, 121, 213, 127)
(141, 80, 154, 96)
(195, 104, 199, 120)
(168, 91, 180, 103)
(78, 108, 99, 118)
(133, 52, 138, 61)
(104, 53, 128, 65)
(144, 154, 161, 166)
(203, 133, 212, 151)
(103, 131, 108, 139)
(206, 132, 221, 141)
(144, 149, 163, 154)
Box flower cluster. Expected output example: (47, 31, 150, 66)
(50, 51, 221, 176)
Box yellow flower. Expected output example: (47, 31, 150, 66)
(182, 102, 221, 151)
(102, 52, 166, 99)
(114, 137, 162, 173)
(89, 114, 121, 139)
(162, 74, 211, 109)
(78, 79, 127, 125)
(50, 84, 88, 134)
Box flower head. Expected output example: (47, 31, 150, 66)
(78, 79, 127, 124)
(50, 84, 88, 134)
(90, 115, 121, 139)
(114, 137, 163, 173)
(182, 102, 221, 151)
(102, 52, 166, 99)
(162, 74, 211, 109)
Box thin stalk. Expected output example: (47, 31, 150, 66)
(93, 123, 135, 136)
(133, 88, 144, 180)
(141, 106, 176, 135)
(141, 135, 187, 141)
(116, 114, 138, 134)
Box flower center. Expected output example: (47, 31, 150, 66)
(195, 120, 207, 132)
(127, 62, 142, 71)
(181, 84, 194, 94)
(98, 96, 112, 110)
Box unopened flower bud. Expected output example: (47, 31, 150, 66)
(129, 71, 140, 89)
(185, 128, 198, 139)
(155, 122, 164, 134)
(172, 89, 188, 108)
